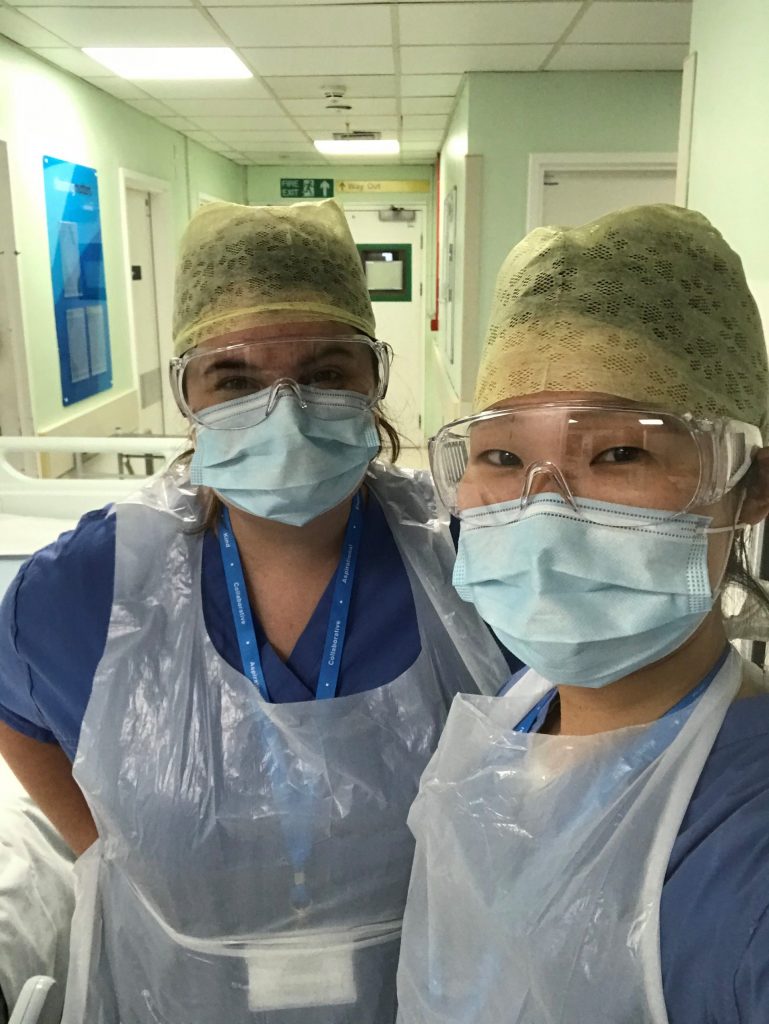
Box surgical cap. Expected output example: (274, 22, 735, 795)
(474, 204, 769, 436)
(173, 199, 375, 355)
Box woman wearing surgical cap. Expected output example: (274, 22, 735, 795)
(0, 200, 509, 1023)
(397, 205, 769, 1024)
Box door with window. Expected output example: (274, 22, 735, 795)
(345, 207, 425, 448)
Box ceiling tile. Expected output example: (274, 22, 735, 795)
(10, 0, 191, 6)
(569, 2, 692, 44)
(399, 2, 580, 45)
(294, 114, 398, 130)
(127, 98, 176, 116)
(266, 75, 396, 99)
(401, 140, 442, 151)
(136, 78, 270, 99)
(82, 75, 152, 99)
(242, 47, 394, 77)
(401, 113, 446, 131)
(211, 129, 308, 141)
(165, 98, 283, 116)
(400, 73, 461, 97)
(32, 46, 116, 75)
(190, 115, 299, 130)
(401, 96, 453, 114)
(548, 43, 688, 71)
(210, 4, 391, 47)
(238, 141, 315, 152)
(205, 0, 363, 5)
(22, 7, 221, 46)
(401, 44, 551, 74)
(0, 8, 64, 46)
(282, 97, 397, 116)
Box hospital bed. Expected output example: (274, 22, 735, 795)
(0, 436, 184, 1023)
(0, 435, 185, 598)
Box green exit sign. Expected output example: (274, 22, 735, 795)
(280, 178, 334, 199)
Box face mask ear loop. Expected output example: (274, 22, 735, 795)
(708, 489, 748, 599)
(521, 461, 578, 512)
(266, 378, 308, 417)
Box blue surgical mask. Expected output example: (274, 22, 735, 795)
(453, 493, 718, 688)
(190, 386, 380, 526)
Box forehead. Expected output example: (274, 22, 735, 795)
(487, 390, 654, 412)
(196, 319, 361, 353)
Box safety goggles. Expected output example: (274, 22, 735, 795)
(429, 403, 762, 524)
(170, 334, 391, 429)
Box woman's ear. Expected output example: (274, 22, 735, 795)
(740, 448, 769, 524)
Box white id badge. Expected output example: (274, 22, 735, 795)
(247, 944, 357, 1012)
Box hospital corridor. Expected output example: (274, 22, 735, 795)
(0, 0, 768, 1021)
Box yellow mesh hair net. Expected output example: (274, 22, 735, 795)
(173, 199, 375, 355)
(474, 204, 769, 436)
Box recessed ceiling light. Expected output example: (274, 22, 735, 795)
(82, 48, 252, 80)
(313, 139, 400, 156)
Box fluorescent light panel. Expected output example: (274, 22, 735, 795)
(314, 139, 400, 156)
(83, 48, 252, 80)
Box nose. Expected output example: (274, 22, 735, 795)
(266, 378, 308, 416)
(521, 461, 577, 509)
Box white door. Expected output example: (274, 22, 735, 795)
(541, 168, 676, 228)
(126, 188, 164, 434)
(345, 207, 425, 448)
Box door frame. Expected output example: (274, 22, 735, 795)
(526, 152, 678, 233)
(340, 201, 429, 446)
(0, 140, 34, 436)
(117, 168, 174, 432)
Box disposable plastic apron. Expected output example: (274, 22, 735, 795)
(396, 648, 744, 1024)
(63, 462, 508, 1024)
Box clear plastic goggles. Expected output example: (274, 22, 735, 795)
(170, 334, 391, 429)
(429, 403, 762, 524)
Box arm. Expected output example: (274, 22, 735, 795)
(0, 722, 97, 856)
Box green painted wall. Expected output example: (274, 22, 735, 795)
(687, 0, 769, 328)
(0, 36, 245, 433)
(427, 77, 471, 435)
(468, 71, 683, 397)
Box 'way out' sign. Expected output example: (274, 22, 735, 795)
(280, 178, 334, 199)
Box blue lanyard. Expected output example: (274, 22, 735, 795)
(217, 493, 364, 702)
(513, 648, 730, 735)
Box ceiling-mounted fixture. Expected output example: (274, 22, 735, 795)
(323, 85, 352, 112)
(82, 47, 252, 80)
(314, 124, 399, 156)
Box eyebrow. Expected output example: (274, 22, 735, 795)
(201, 344, 358, 377)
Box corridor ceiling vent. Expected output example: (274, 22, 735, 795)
(315, 129, 399, 157)
(82, 48, 252, 80)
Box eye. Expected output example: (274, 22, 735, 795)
(214, 374, 263, 394)
(481, 449, 523, 468)
(305, 365, 346, 387)
(593, 446, 646, 464)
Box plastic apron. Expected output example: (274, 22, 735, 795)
(396, 648, 745, 1024)
(62, 461, 508, 1024)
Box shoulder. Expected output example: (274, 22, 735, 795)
(662, 694, 769, 1023)
(14, 506, 117, 608)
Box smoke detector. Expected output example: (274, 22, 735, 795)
(323, 84, 352, 111)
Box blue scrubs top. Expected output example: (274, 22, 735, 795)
(0, 493, 422, 761)
(502, 667, 769, 1023)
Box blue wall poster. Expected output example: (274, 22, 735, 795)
(43, 156, 113, 406)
